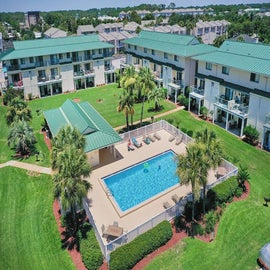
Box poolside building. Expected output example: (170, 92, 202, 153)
(190, 40, 270, 147)
(122, 30, 217, 103)
(43, 99, 122, 166)
(0, 35, 115, 98)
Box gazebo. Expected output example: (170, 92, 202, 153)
(43, 99, 122, 166)
(259, 243, 270, 270)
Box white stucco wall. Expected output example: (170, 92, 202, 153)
(86, 149, 100, 167)
(204, 79, 220, 112)
(93, 60, 105, 85)
(60, 65, 74, 92)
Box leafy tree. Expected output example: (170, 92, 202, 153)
(176, 143, 204, 221)
(200, 106, 209, 120)
(6, 97, 32, 125)
(129, 11, 141, 24)
(120, 66, 137, 96)
(7, 120, 36, 156)
(213, 35, 227, 47)
(137, 67, 155, 126)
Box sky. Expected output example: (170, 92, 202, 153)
(1, 0, 268, 12)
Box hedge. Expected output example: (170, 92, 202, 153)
(79, 228, 103, 270)
(109, 220, 173, 270)
(207, 176, 239, 205)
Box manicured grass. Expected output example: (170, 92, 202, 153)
(0, 167, 75, 270)
(0, 84, 175, 164)
(146, 110, 270, 270)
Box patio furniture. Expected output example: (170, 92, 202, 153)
(172, 194, 183, 204)
(175, 135, 183, 145)
(169, 135, 175, 142)
(104, 224, 124, 241)
(163, 201, 172, 209)
(154, 132, 161, 140)
(143, 136, 151, 145)
(127, 139, 135, 151)
(132, 137, 142, 148)
(148, 134, 155, 142)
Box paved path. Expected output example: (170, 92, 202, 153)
(115, 105, 184, 131)
(0, 160, 52, 175)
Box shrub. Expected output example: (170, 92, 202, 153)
(187, 130, 193, 137)
(237, 165, 250, 191)
(177, 94, 189, 108)
(207, 176, 239, 205)
(181, 127, 187, 134)
(109, 220, 172, 270)
(235, 187, 243, 198)
(243, 125, 259, 146)
(200, 106, 209, 119)
(205, 210, 218, 234)
(192, 222, 204, 236)
(80, 228, 103, 270)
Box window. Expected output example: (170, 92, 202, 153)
(29, 57, 34, 63)
(134, 45, 137, 51)
(206, 62, 212, 70)
(164, 52, 168, 59)
(250, 73, 260, 83)
(128, 44, 130, 49)
(152, 49, 155, 55)
(174, 55, 179, 62)
(222, 66, 230, 75)
(20, 58, 25, 65)
(144, 48, 147, 53)
(153, 64, 157, 72)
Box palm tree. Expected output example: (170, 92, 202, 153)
(176, 142, 204, 221)
(117, 92, 134, 130)
(195, 128, 223, 214)
(120, 66, 137, 95)
(51, 126, 86, 170)
(7, 120, 36, 156)
(53, 145, 92, 234)
(138, 67, 156, 126)
(147, 87, 166, 111)
(6, 97, 32, 126)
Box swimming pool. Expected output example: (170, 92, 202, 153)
(102, 150, 179, 212)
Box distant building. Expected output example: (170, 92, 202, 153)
(95, 23, 123, 34)
(0, 32, 3, 53)
(25, 11, 40, 28)
(77, 25, 96, 35)
(230, 34, 259, 43)
(44, 27, 67, 38)
(143, 25, 186, 35)
(123, 22, 139, 34)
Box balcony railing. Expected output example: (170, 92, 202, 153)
(59, 58, 72, 64)
(38, 75, 62, 83)
(190, 85, 205, 96)
(20, 63, 36, 70)
(104, 65, 114, 72)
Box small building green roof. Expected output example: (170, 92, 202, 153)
(43, 99, 122, 153)
(0, 35, 114, 61)
(123, 30, 217, 57)
(193, 40, 270, 76)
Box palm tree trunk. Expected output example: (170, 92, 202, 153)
(140, 96, 145, 127)
(203, 185, 206, 215)
(125, 113, 129, 131)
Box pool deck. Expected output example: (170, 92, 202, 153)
(86, 129, 217, 244)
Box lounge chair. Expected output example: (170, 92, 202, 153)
(143, 136, 151, 145)
(171, 194, 183, 204)
(154, 132, 161, 140)
(175, 135, 183, 145)
(148, 134, 155, 142)
(131, 137, 142, 148)
(163, 201, 171, 209)
(169, 135, 175, 142)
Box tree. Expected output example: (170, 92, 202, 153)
(51, 125, 86, 170)
(237, 165, 250, 191)
(176, 143, 203, 221)
(7, 120, 36, 156)
(213, 35, 227, 47)
(117, 92, 134, 130)
(6, 97, 32, 125)
(53, 146, 92, 235)
(243, 125, 259, 146)
(195, 128, 223, 214)
(51, 126, 92, 235)
(120, 66, 137, 96)
(147, 87, 165, 111)
(138, 67, 155, 126)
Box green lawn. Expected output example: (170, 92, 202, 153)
(0, 167, 75, 270)
(146, 110, 270, 270)
(0, 84, 176, 164)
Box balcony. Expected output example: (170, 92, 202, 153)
(11, 80, 24, 89)
(20, 63, 36, 70)
(7, 65, 20, 72)
(168, 79, 182, 90)
(72, 56, 83, 63)
(215, 96, 248, 117)
(59, 58, 72, 64)
(38, 75, 62, 84)
(104, 65, 114, 73)
(74, 70, 94, 78)
(92, 54, 104, 60)
(190, 86, 205, 97)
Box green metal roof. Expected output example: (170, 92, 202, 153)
(193, 41, 270, 76)
(123, 30, 217, 57)
(0, 35, 114, 61)
(43, 99, 122, 153)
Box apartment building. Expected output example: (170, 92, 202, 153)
(122, 30, 216, 103)
(24, 11, 40, 28)
(190, 40, 270, 148)
(77, 25, 96, 35)
(0, 35, 115, 98)
(95, 23, 123, 34)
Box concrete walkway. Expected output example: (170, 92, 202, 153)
(0, 160, 52, 175)
(115, 105, 184, 131)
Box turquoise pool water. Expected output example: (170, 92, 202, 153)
(103, 150, 179, 212)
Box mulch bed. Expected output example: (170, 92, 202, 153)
(73, 98, 81, 103)
(53, 182, 250, 270)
